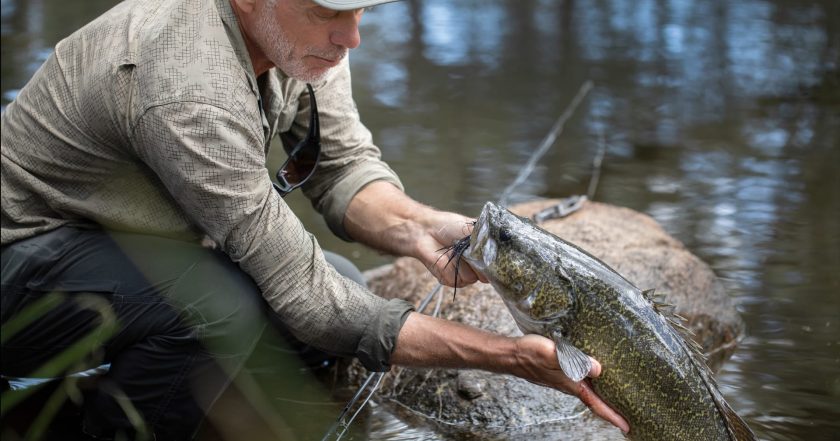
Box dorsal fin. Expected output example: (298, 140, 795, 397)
(644, 288, 680, 316)
(648, 288, 707, 363)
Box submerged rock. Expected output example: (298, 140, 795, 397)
(340, 200, 745, 440)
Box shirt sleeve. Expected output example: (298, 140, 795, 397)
(286, 58, 404, 242)
(130, 101, 413, 371)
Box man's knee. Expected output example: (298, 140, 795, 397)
(323, 251, 366, 288)
(168, 251, 268, 359)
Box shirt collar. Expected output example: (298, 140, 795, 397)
(215, 0, 261, 95)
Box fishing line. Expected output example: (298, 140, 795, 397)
(323, 81, 595, 441)
(321, 370, 382, 441)
(323, 282, 445, 441)
(417, 80, 595, 318)
(531, 114, 607, 223)
(498, 80, 594, 208)
(587, 126, 607, 201)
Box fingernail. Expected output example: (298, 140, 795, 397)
(589, 358, 602, 377)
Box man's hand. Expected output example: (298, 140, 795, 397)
(392, 313, 631, 434)
(415, 210, 487, 287)
(512, 334, 630, 433)
(344, 181, 486, 287)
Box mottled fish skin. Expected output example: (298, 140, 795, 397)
(463, 202, 756, 441)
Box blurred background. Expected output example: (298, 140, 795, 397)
(2, 0, 838, 440)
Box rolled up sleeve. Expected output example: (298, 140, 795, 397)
(358, 298, 415, 371)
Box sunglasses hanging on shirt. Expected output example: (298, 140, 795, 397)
(274, 83, 321, 197)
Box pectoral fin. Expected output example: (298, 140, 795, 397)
(551, 331, 592, 382)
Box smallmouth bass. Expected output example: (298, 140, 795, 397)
(461, 202, 756, 440)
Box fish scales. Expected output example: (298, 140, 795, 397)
(462, 202, 756, 441)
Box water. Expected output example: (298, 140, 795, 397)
(2, 0, 838, 439)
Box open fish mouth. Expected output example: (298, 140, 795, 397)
(437, 202, 516, 295)
(464, 209, 492, 272)
(437, 201, 512, 292)
(460, 201, 516, 278)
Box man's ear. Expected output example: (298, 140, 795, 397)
(230, 0, 258, 14)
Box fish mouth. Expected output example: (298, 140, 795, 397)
(463, 202, 499, 270)
(435, 202, 497, 295)
(463, 206, 487, 264)
(433, 201, 508, 298)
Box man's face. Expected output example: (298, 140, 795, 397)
(250, 0, 364, 82)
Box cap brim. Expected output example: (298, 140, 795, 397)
(312, 0, 401, 11)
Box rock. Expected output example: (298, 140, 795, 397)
(456, 370, 486, 400)
(340, 200, 745, 440)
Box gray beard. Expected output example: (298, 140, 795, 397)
(252, 6, 345, 82)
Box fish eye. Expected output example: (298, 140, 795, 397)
(499, 228, 512, 242)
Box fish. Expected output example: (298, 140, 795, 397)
(458, 201, 756, 440)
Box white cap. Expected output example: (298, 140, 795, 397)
(312, 0, 401, 11)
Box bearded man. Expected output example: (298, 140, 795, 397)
(0, 0, 628, 439)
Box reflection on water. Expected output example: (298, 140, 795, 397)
(2, 0, 839, 440)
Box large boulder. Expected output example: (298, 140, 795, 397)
(340, 200, 745, 440)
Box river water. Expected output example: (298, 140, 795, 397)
(2, 0, 838, 440)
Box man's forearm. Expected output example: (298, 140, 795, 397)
(343, 181, 481, 287)
(343, 180, 442, 257)
(390, 312, 518, 371)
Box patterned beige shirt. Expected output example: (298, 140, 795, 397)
(0, 0, 413, 370)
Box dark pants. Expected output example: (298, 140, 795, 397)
(0, 227, 364, 440)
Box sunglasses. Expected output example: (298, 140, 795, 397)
(274, 83, 321, 197)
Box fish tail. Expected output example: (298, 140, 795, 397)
(721, 400, 758, 440)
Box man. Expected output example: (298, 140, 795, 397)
(0, 0, 629, 439)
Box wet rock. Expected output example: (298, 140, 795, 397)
(456, 371, 486, 400)
(340, 200, 745, 440)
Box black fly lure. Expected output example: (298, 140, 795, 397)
(436, 230, 473, 299)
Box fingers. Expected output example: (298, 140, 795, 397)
(435, 221, 466, 244)
(512, 336, 629, 433)
(588, 357, 602, 378)
(425, 213, 490, 287)
(467, 262, 489, 283)
(431, 260, 480, 287)
(579, 358, 628, 432)
(427, 244, 484, 287)
(437, 215, 475, 242)
(515, 336, 629, 434)
(436, 262, 488, 287)
(577, 380, 630, 434)
(452, 263, 481, 286)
